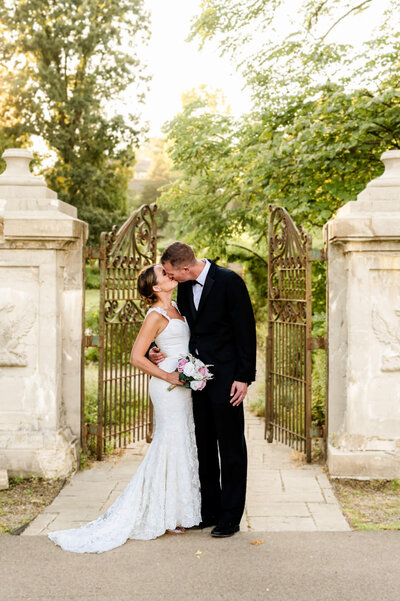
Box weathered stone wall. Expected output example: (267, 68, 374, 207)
(0, 149, 87, 478)
(325, 150, 400, 478)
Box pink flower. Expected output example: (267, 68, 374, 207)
(190, 379, 207, 391)
(198, 366, 208, 377)
(177, 358, 189, 373)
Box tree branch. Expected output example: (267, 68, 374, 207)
(227, 242, 268, 267)
(319, 0, 373, 43)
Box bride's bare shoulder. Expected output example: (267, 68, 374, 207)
(133, 311, 165, 344)
(144, 308, 165, 323)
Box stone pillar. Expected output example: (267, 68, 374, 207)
(0, 149, 87, 477)
(325, 150, 400, 478)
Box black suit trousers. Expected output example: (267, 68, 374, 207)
(192, 388, 247, 526)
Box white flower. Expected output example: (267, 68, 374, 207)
(183, 362, 196, 377)
(190, 380, 203, 391)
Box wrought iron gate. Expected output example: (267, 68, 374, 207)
(83, 204, 157, 459)
(265, 205, 324, 462)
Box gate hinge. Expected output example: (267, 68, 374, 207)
(307, 336, 326, 350)
(85, 335, 99, 347)
(309, 249, 326, 262)
(85, 247, 105, 260)
(85, 423, 102, 436)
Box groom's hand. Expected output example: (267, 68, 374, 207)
(149, 346, 167, 364)
(230, 381, 248, 406)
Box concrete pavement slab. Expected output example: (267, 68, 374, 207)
(306, 503, 351, 530)
(320, 487, 341, 503)
(247, 491, 326, 504)
(247, 516, 318, 530)
(246, 502, 311, 517)
(99, 493, 121, 510)
(22, 513, 58, 536)
(315, 472, 332, 488)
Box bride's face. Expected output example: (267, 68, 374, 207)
(153, 264, 178, 294)
(162, 260, 192, 283)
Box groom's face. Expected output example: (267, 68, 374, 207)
(162, 261, 192, 283)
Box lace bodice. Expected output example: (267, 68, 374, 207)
(146, 302, 190, 363)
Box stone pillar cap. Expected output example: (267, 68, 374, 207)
(326, 148, 400, 239)
(0, 147, 78, 217)
(0, 148, 46, 187)
(3, 148, 33, 158)
(366, 149, 400, 189)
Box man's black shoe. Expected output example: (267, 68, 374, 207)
(190, 518, 217, 530)
(211, 523, 240, 537)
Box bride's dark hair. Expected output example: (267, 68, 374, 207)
(137, 264, 158, 304)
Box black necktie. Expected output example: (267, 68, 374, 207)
(190, 280, 203, 287)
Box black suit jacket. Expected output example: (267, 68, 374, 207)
(177, 261, 256, 402)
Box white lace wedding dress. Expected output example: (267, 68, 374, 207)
(48, 305, 201, 553)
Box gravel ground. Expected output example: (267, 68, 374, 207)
(331, 478, 400, 530)
(0, 477, 66, 534)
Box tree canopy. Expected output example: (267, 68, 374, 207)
(0, 0, 150, 241)
(159, 0, 400, 321)
(161, 0, 400, 254)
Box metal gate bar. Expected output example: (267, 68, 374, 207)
(265, 205, 312, 461)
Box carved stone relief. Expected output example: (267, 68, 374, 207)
(0, 302, 36, 366)
(371, 305, 400, 372)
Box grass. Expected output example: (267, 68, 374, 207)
(250, 390, 266, 417)
(332, 478, 400, 530)
(84, 362, 99, 424)
(84, 289, 100, 362)
(85, 288, 100, 314)
(249, 350, 266, 417)
(85, 262, 100, 289)
(311, 349, 326, 427)
(0, 476, 64, 534)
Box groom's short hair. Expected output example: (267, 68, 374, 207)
(161, 242, 196, 267)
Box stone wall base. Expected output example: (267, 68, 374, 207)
(0, 428, 78, 478)
(327, 443, 400, 479)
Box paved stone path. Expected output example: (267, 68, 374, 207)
(243, 411, 349, 531)
(24, 394, 349, 535)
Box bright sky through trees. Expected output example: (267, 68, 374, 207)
(140, 0, 252, 135)
(23, 0, 394, 156)
(140, 0, 393, 135)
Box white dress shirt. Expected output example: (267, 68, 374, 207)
(193, 259, 211, 310)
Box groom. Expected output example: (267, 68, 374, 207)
(151, 242, 256, 537)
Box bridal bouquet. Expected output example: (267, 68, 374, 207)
(167, 353, 213, 391)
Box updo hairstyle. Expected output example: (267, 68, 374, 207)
(137, 264, 158, 305)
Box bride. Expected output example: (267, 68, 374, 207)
(48, 264, 201, 553)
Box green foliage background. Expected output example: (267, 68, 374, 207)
(159, 0, 400, 318)
(0, 0, 150, 244)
